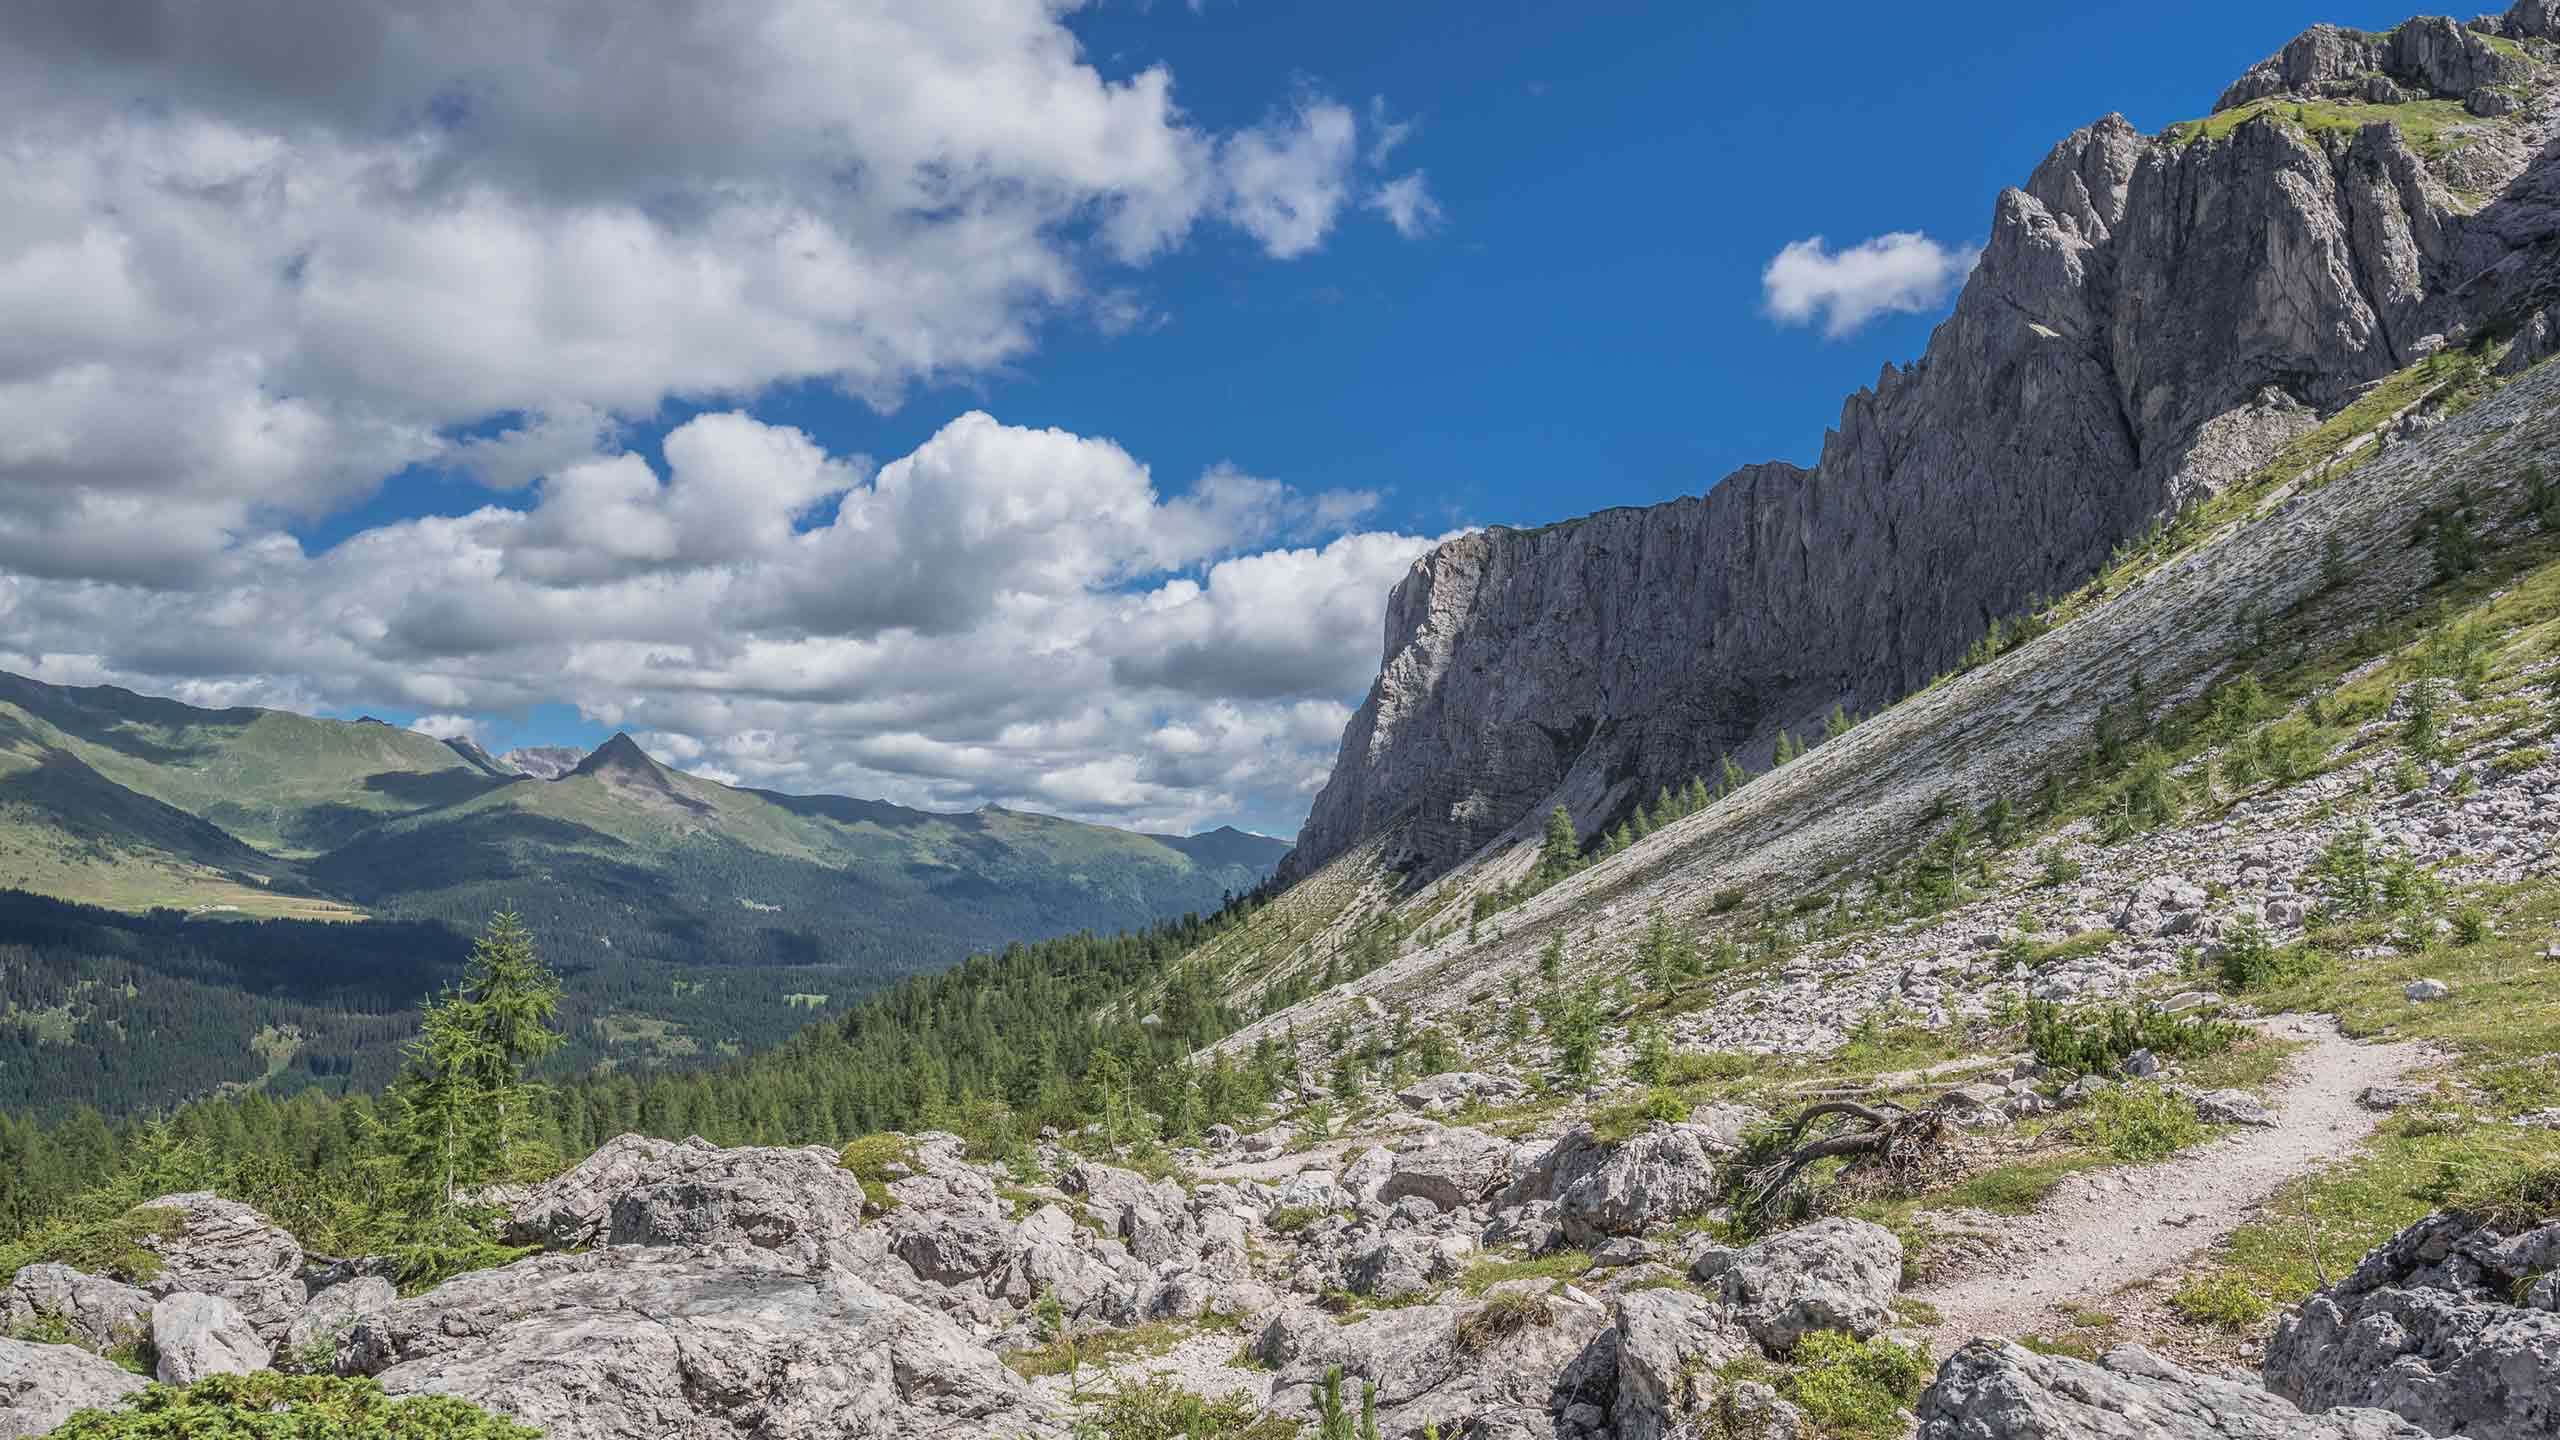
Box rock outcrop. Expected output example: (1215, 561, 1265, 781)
(1286, 2, 2560, 884)
(132, 1191, 308, 1345)
(1691, 1218, 1904, 1354)
(1, 1265, 151, 1356)
(2264, 1210, 2560, 1439)
(345, 1244, 1059, 1440)
(0, 1337, 148, 1440)
(1917, 1340, 2431, 1438)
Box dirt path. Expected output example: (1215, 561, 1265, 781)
(1908, 1013, 2434, 1357)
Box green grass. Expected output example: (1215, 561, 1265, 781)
(1058, 1377, 1298, 1440)
(1455, 1249, 1593, 1296)
(2079, 1084, 2209, 1163)
(838, 1133, 921, 1215)
(1002, 1319, 1205, 1379)
(1453, 1289, 1556, 1354)
(1759, 1332, 1931, 1440)
(2165, 94, 2490, 160)
(2168, 1270, 2273, 1331)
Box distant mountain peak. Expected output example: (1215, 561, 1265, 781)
(572, 732, 662, 780)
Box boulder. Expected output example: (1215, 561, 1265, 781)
(1611, 1287, 1749, 1440)
(507, 1132, 871, 1269)
(1396, 1072, 1529, 1114)
(2405, 978, 2452, 1002)
(1346, 1234, 1462, 1301)
(1, 1265, 152, 1355)
(1918, 1340, 2428, 1438)
(1259, 1286, 1613, 1440)
(133, 1192, 308, 1344)
(1380, 1127, 1514, 1211)
(1556, 1124, 1725, 1244)
(282, 1276, 399, 1363)
(150, 1292, 269, 1384)
(1691, 1218, 1902, 1353)
(1502, 1125, 1608, 1207)
(2265, 1211, 2560, 1440)
(0, 1336, 148, 1439)
(346, 1244, 1057, 1440)
(1713, 1380, 1809, 1440)
(2182, 1087, 2277, 1127)
(1339, 1146, 1397, 1204)
(2356, 1081, 2435, 1111)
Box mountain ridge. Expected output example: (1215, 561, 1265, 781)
(1285, 2, 2560, 886)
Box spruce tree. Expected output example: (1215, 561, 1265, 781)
(1773, 729, 1801, 765)
(1824, 703, 1852, 742)
(1719, 753, 1750, 794)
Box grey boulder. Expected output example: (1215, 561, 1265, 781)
(1556, 1123, 1727, 1244)
(1691, 1217, 1902, 1353)
(0, 1336, 147, 1439)
(1379, 1127, 1514, 1211)
(1396, 1072, 1527, 1114)
(1258, 1285, 1612, 1440)
(282, 1276, 399, 1364)
(345, 1243, 1059, 1440)
(134, 1192, 308, 1344)
(508, 1131, 870, 1268)
(1918, 1340, 2428, 1438)
(150, 1292, 269, 1384)
(1611, 1287, 1750, 1440)
(1, 1264, 152, 1354)
(2265, 1211, 2560, 1440)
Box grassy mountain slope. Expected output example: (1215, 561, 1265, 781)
(0, 673, 510, 860)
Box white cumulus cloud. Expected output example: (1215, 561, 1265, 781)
(1762, 232, 1978, 339)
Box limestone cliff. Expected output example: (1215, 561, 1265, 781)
(1287, 2, 2560, 884)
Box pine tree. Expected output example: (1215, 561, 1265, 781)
(1773, 729, 1801, 765)
(1681, 777, 1710, 814)
(1719, 753, 1750, 795)
(1538, 930, 1566, 983)
(1824, 703, 1852, 741)
(387, 912, 566, 1211)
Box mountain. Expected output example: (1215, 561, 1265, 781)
(1287, 10, 2560, 885)
(497, 745, 587, 780)
(0, 676, 1287, 1109)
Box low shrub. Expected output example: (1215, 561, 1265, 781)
(1068, 1377, 1299, 1440)
(2082, 1084, 2206, 1163)
(46, 1374, 540, 1439)
(1777, 1332, 1932, 1440)
(2026, 1002, 2244, 1076)
(2169, 1271, 2272, 1331)
(1265, 1206, 1326, 1235)
(839, 1133, 921, 1215)
(1453, 1289, 1555, 1354)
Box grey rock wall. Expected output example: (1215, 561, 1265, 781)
(1287, 5, 2560, 884)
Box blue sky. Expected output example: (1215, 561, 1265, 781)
(0, 0, 2423, 833)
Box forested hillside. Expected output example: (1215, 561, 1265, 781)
(0, 675, 1287, 1116)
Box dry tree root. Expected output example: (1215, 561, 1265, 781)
(1728, 1096, 1961, 1231)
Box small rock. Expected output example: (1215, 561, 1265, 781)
(2356, 1082, 2433, 1112)
(2405, 978, 2452, 1002)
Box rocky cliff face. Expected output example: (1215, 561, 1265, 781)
(1288, 2, 2560, 884)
